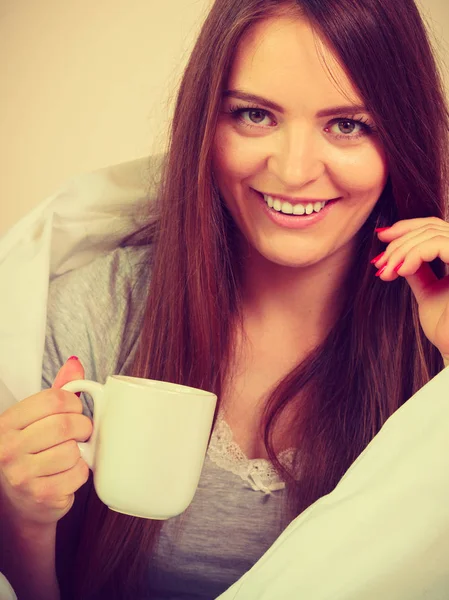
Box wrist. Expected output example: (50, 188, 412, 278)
(0, 487, 58, 541)
(6, 516, 57, 547)
(2, 506, 57, 546)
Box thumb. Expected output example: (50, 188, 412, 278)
(403, 262, 438, 306)
(52, 356, 85, 394)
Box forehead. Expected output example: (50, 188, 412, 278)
(227, 16, 363, 110)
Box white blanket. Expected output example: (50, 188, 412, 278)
(217, 364, 449, 600)
(0, 154, 161, 408)
(1, 156, 449, 599)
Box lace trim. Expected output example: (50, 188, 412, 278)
(207, 413, 296, 495)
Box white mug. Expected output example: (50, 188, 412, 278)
(61, 375, 217, 520)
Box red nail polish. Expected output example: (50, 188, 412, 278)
(370, 252, 385, 264)
(67, 356, 79, 361)
(394, 261, 405, 273)
(375, 265, 388, 277)
(375, 227, 391, 233)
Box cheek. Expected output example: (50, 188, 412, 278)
(330, 146, 388, 197)
(212, 124, 263, 182)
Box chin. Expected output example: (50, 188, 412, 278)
(255, 246, 319, 269)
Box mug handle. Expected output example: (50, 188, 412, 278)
(60, 380, 105, 469)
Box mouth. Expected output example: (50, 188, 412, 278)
(251, 189, 340, 229)
(253, 189, 338, 214)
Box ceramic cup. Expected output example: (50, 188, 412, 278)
(61, 375, 217, 520)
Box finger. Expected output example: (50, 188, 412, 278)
(4, 440, 81, 485)
(31, 457, 90, 504)
(373, 231, 449, 277)
(20, 413, 93, 454)
(32, 440, 82, 478)
(0, 389, 84, 433)
(403, 262, 439, 304)
(388, 234, 449, 280)
(52, 356, 85, 390)
(377, 228, 449, 256)
(376, 217, 449, 241)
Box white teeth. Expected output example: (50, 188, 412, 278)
(273, 199, 282, 212)
(263, 194, 326, 215)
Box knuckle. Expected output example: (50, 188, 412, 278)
(56, 415, 72, 440)
(80, 416, 93, 439)
(32, 479, 53, 504)
(47, 389, 69, 413)
(7, 465, 29, 489)
(0, 415, 9, 437)
(45, 389, 81, 414)
(58, 388, 83, 412)
(0, 432, 19, 466)
(77, 459, 90, 484)
(65, 440, 81, 463)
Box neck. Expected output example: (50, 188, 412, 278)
(239, 242, 353, 344)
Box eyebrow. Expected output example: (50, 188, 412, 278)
(223, 89, 369, 117)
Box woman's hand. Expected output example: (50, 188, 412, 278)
(0, 358, 92, 529)
(371, 217, 449, 365)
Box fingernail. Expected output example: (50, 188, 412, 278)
(375, 227, 391, 233)
(375, 265, 388, 277)
(394, 261, 405, 273)
(67, 356, 79, 361)
(370, 252, 385, 264)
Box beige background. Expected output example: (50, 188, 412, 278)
(1, 0, 448, 236)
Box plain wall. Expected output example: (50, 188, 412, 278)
(1, 0, 448, 236)
(0, 0, 211, 235)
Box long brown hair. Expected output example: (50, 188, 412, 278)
(68, 0, 449, 597)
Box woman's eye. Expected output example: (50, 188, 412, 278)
(328, 119, 364, 138)
(334, 120, 359, 134)
(229, 107, 274, 127)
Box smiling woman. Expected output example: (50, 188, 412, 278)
(77, 2, 448, 595)
(1, 0, 449, 599)
(213, 15, 388, 277)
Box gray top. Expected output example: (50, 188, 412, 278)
(42, 246, 291, 599)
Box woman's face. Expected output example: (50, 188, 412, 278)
(212, 15, 389, 269)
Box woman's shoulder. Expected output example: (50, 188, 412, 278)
(45, 244, 153, 338)
(42, 244, 153, 391)
(49, 244, 153, 299)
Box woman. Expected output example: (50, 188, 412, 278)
(1, 0, 449, 598)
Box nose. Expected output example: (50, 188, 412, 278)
(267, 123, 325, 189)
